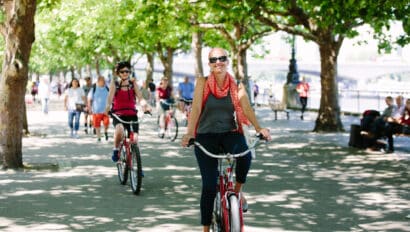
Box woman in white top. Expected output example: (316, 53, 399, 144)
(64, 78, 86, 138)
(38, 78, 51, 114)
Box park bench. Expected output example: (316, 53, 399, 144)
(268, 98, 290, 120)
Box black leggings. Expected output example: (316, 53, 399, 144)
(300, 97, 308, 114)
(194, 132, 252, 226)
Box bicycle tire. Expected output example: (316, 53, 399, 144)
(211, 192, 222, 232)
(157, 115, 164, 138)
(166, 116, 178, 142)
(228, 194, 241, 232)
(129, 144, 142, 195)
(116, 144, 128, 185)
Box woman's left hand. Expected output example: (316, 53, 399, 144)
(257, 128, 271, 141)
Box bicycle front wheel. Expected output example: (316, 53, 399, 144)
(129, 144, 142, 195)
(116, 144, 128, 185)
(166, 116, 178, 142)
(211, 192, 222, 232)
(228, 194, 241, 232)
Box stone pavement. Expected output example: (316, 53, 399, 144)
(0, 97, 409, 231)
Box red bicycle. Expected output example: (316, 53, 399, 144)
(179, 98, 192, 126)
(110, 111, 150, 195)
(189, 135, 264, 232)
(158, 99, 178, 141)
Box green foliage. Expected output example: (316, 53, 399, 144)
(27, 0, 410, 76)
(253, 0, 409, 52)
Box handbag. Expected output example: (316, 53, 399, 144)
(75, 103, 86, 112)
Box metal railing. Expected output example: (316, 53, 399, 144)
(256, 89, 410, 114)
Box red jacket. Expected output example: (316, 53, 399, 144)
(400, 109, 410, 125)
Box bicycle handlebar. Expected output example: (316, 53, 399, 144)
(109, 111, 151, 125)
(188, 134, 266, 159)
(159, 99, 177, 106)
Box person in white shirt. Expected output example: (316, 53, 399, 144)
(392, 95, 405, 120)
(64, 78, 86, 138)
(38, 78, 51, 114)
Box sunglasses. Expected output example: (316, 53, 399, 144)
(119, 70, 130, 74)
(209, 56, 227, 63)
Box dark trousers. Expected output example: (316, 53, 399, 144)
(300, 97, 308, 114)
(195, 132, 252, 226)
(385, 122, 403, 151)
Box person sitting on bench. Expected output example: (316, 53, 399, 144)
(385, 98, 410, 153)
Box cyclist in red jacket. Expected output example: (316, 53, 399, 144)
(105, 61, 150, 162)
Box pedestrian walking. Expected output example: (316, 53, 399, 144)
(64, 78, 86, 138)
(38, 78, 51, 114)
(88, 76, 110, 142)
(148, 79, 156, 107)
(296, 76, 310, 120)
(82, 76, 93, 134)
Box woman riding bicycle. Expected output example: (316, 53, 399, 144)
(181, 48, 271, 232)
(105, 61, 149, 162)
(156, 77, 175, 138)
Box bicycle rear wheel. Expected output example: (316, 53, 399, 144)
(116, 144, 128, 185)
(166, 116, 178, 142)
(211, 192, 222, 232)
(129, 144, 143, 195)
(228, 194, 241, 232)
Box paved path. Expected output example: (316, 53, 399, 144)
(1, 97, 409, 231)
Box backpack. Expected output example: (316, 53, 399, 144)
(114, 80, 135, 100)
(91, 83, 109, 98)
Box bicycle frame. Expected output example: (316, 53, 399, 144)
(111, 113, 138, 160)
(219, 158, 244, 232)
(190, 137, 263, 232)
(179, 98, 192, 121)
(159, 100, 178, 141)
(110, 110, 150, 194)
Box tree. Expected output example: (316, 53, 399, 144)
(0, 0, 36, 169)
(189, 1, 272, 96)
(138, 0, 191, 85)
(252, 0, 410, 132)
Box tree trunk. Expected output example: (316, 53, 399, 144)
(158, 46, 175, 86)
(48, 72, 53, 83)
(85, 64, 92, 78)
(77, 66, 83, 79)
(313, 40, 344, 132)
(70, 66, 75, 79)
(192, 31, 204, 78)
(0, 0, 36, 169)
(145, 53, 154, 83)
(35, 72, 39, 83)
(95, 59, 101, 77)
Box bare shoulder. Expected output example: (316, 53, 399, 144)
(195, 76, 207, 88)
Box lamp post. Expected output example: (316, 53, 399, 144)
(283, 34, 300, 108)
(286, 35, 300, 84)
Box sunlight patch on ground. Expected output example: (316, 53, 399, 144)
(131, 223, 201, 232)
(161, 150, 185, 158)
(6, 189, 45, 196)
(155, 165, 196, 171)
(72, 215, 113, 224)
(267, 143, 307, 149)
(74, 154, 108, 161)
(32, 165, 116, 178)
(359, 221, 410, 231)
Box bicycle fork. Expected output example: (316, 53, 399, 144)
(221, 160, 244, 231)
